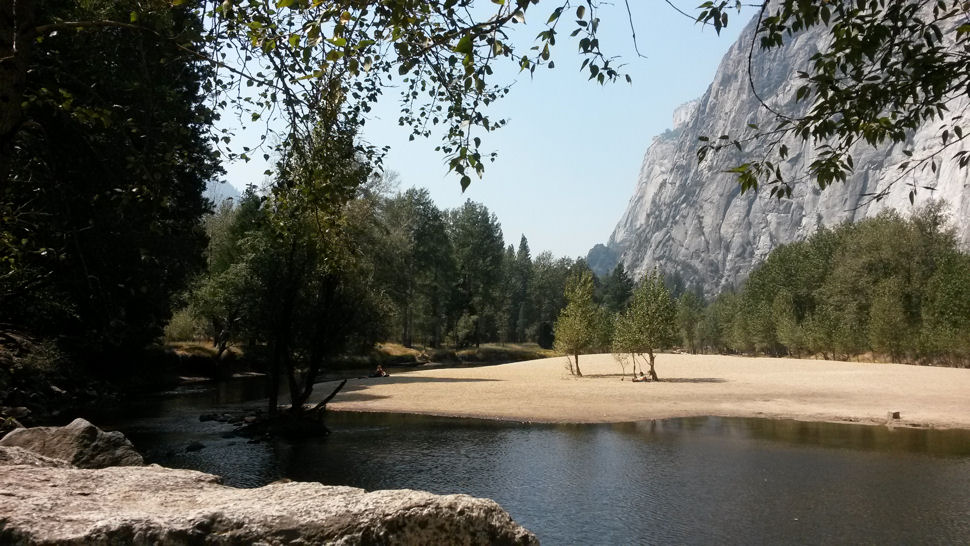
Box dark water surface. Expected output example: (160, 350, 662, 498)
(109, 379, 970, 545)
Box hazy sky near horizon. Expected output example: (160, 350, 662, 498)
(222, 2, 756, 259)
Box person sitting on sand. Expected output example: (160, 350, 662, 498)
(632, 372, 647, 382)
(370, 364, 389, 378)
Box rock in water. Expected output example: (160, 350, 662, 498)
(0, 423, 537, 544)
(0, 417, 144, 468)
(604, 10, 970, 294)
(0, 459, 538, 545)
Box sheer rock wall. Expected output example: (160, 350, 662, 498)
(606, 12, 970, 294)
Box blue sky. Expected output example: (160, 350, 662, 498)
(222, 2, 756, 258)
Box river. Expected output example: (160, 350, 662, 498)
(108, 377, 970, 545)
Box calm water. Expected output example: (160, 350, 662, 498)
(108, 379, 970, 545)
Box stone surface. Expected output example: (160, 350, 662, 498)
(0, 462, 538, 545)
(603, 9, 970, 294)
(0, 417, 144, 468)
(0, 446, 71, 468)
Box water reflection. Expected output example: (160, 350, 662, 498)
(605, 417, 970, 458)
(109, 388, 970, 545)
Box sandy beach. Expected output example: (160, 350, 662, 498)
(325, 353, 970, 429)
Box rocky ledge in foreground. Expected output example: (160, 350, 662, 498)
(0, 427, 537, 545)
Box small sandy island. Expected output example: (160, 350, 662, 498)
(325, 354, 970, 429)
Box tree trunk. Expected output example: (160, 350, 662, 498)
(214, 338, 228, 361)
(647, 350, 658, 381)
(292, 345, 324, 414)
(268, 340, 283, 415)
(0, 0, 33, 178)
(285, 349, 301, 414)
(574, 353, 582, 377)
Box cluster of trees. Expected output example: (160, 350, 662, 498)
(553, 268, 677, 380)
(605, 205, 952, 364)
(553, 203, 970, 376)
(174, 163, 389, 414)
(693, 203, 970, 365)
(178, 178, 599, 355)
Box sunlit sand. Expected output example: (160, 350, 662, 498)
(324, 353, 970, 429)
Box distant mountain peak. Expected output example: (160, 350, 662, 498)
(204, 180, 242, 207)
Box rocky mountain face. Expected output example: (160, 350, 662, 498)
(600, 11, 970, 295)
(205, 179, 242, 206)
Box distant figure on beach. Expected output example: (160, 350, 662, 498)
(370, 365, 389, 378)
(632, 372, 648, 383)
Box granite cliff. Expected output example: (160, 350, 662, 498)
(600, 11, 970, 294)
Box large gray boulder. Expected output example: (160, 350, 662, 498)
(0, 417, 144, 468)
(0, 462, 538, 545)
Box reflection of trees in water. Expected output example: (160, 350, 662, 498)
(742, 418, 970, 457)
(605, 417, 970, 457)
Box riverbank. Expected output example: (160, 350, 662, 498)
(324, 353, 970, 429)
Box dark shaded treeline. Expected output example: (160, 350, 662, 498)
(1, 1, 218, 424)
(1, 1, 215, 364)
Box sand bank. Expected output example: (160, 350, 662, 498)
(325, 353, 970, 429)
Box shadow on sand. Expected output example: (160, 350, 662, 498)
(580, 374, 727, 384)
(318, 376, 501, 403)
(658, 377, 728, 384)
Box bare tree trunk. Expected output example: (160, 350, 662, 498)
(647, 350, 658, 381)
(574, 353, 583, 377)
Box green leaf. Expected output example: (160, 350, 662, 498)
(398, 60, 416, 75)
(454, 35, 473, 55)
(547, 7, 563, 24)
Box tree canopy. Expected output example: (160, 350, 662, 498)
(554, 269, 609, 376)
(7, 1, 960, 199)
(696, 202, 970, 364)
(611, 270, 676, 380)
(1, 0, 218, 360)
(1, 0, 635, 193)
